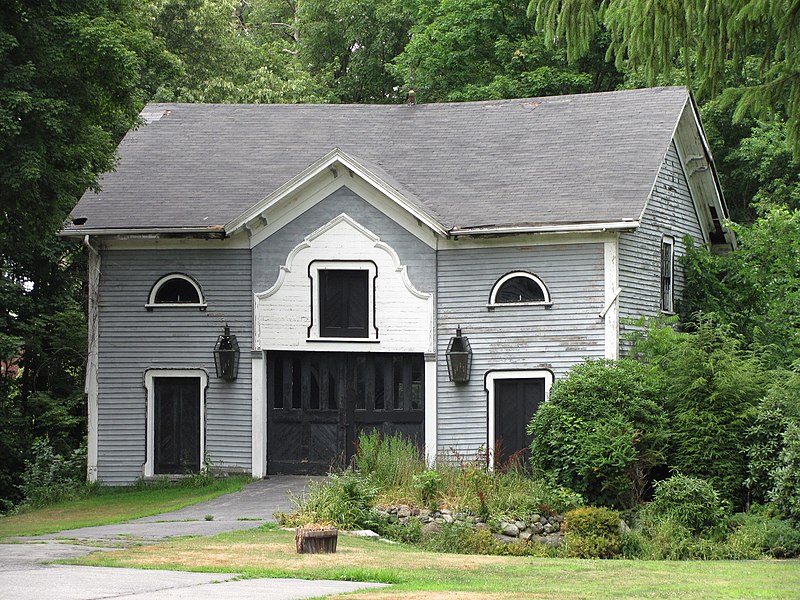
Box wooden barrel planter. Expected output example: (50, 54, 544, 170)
(296, 525, 338, 554)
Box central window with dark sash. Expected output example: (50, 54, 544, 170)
(319, 269, 369, 338)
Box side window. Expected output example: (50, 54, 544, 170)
(661, 236, 674, 313)
(488, 272, 551, 308)
(147, 274, 206, 309)
(319, 270, 369, 338)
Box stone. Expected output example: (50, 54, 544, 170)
(421, 521, 443, 536)
(501, 522, 520, 537)
(398, 506, 411, 518)
(474, 522, 488, 530)
(533, 522, 544, 534)
(519, 529, 533, 541)
(351, 530, 380, 537)
(443, 514, 454, 524)
(418, 509, 431, 519)
(619, 520, 631, 535)
(514, 520, 526, 531)
(440, 509, 452, 516)
(531, 514, 541, 523)
(543, 523, 552, 534)
(550, 522, 560, 533)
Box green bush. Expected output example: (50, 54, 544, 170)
(770, 422, 800, 522)
(643, 475, 727, 534)
(279, 471, 377, 529)
(653, 322, 765, 508)
(731, 509, 800, 558)
(353, 431, 426, 494)
(19, 437, 87, 507)
(563, 506, 623, 558)
(529, 358, 668, 508)
(412, 469, 443, 509)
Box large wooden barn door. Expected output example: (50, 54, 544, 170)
(267, 352, 424, 474)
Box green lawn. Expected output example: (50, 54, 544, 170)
(0, 476, 251, 538)
(68, 526, 800, 599)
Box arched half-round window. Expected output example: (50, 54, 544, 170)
(488, 272, 551, 308)
(146, 274, 206, 309)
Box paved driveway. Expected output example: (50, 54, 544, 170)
(0, 476, 387, 599)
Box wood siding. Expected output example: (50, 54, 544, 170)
(618, 141, 704, 347)
(436, 243, 606, 456)
(252, 186, 436, 298)
(96, 248, 252, 484)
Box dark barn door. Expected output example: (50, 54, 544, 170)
(267, 352, 424, 474)
(493, 378, 544, 467)
(154, 377, 201, 474)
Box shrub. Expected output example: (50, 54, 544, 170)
(643, 475, 727, 534)
(731, 509, 800, 558)
(656, 321, 766, 508)
(412, 469, 443, 509)
(279, 471, 377, 529)
(563, 506, 623, 558)
(770, 422, 800, 522)
(19, 438, 87, 507)
(353, 431, 426, 495)
(529, 358, 668, 508)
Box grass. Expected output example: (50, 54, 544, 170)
(0, 476, 251, 539)
(66, 526, 800, 599)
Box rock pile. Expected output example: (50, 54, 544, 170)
(374, 505, 564, 547)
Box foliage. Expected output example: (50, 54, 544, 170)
(353, 430, 426, 493)
(681, 206, 800, 368)
(529, 358, 668, 508)
(529, 0, 800, 157)
(770, 422, 800, 523)
(745, 370, 800, 504)
(280, 471, 378, 529)
(146, 0, 323, 103)
(18, 437, 88, 508)
(393, 0, 619, 103)
(563, 506, 623, 558)
(297, 0, 415, 102)
(642, 475, 728, 535)
(730, 507, 800, 558)
(633, 320, 766, 508)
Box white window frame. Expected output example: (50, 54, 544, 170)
(487, 271, 553, 308)
(485, 369, 554, 469)
(661, 236, 674, 314)
(143, 369, 208, 477)
(146, 273, 207, 309)
(307, 260, 379, 342)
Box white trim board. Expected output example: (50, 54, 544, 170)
(143, 369, 208, 478)
(485, 369, 554, 469)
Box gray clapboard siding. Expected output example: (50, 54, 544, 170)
(436, 243, 606, 456)
(252, 186, 436, 297)
(96, 248, 252, 484)
(618, 141, 704, 347)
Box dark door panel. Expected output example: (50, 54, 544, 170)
(154, 377, 200, 474)
(267, 352, 424, 474)
(494, 378, 544, 468)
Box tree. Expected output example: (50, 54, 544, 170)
(528, 0, 800, 156)
(147, 0, 323, 103)
(0, 0, 168, 506)
(394, 0, 620, 103)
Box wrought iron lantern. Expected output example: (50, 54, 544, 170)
(445, 326, 472, 383)
(213, 324, 240, 381)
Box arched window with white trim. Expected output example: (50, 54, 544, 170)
(146, 273, 206, 309)
(488, 272, 551, 308)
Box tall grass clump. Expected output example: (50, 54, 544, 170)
(353, 431, 426, 500)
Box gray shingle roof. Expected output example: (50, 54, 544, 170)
(65, 87, 691, 234)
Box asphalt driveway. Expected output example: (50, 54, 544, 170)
(0, 476, 387, 599)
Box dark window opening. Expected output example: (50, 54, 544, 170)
(319, 270, 369, 338)
(661, 238, 674, 312)
(154, 277, 201, 304)
(495, 276, 545, 304)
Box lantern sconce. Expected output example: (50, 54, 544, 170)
(213, 324, 240, 381)
(446, 326, 472, 383)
